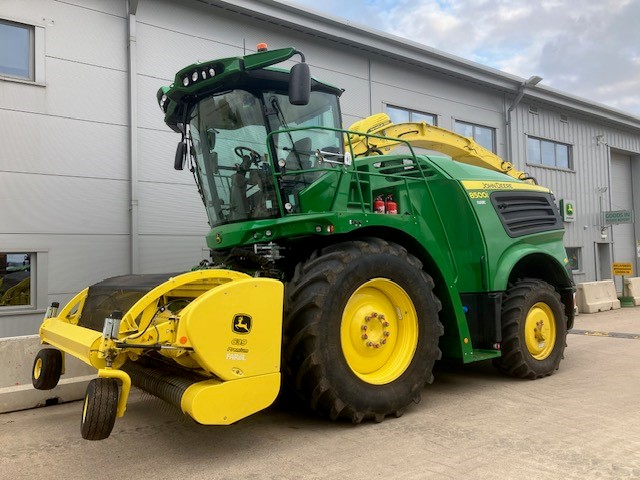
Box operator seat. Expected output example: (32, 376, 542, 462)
(285, 137, 312, 172)
(229, 172, 249, 220)
(284, 137, 313, 190)
(248, 169, 268, 217)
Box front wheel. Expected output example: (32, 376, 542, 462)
(284, 238, 443, 423)
(80, 378, 119, 441)
(494, 279, 568, 379)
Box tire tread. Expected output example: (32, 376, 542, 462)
(494, 278, 568, 380)
(81, 378, 118, 441)
(32, 349, 63, 390)
(284, 237, 443, 423)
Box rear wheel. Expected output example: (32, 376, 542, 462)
(80, 378, 118, 440)
(494, 279, 567, 379)
(32, 348, 63, 390)
(284, 238, 443, 423)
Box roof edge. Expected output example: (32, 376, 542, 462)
(195, 0, 640, 130)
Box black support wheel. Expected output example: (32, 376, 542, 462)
(494, 278, 568, 379)
(32, 348, 63, 390)
(284, 238, 443, 423)
(80, 378, 119, 441)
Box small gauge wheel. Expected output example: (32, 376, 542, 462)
(80, 378, 119, 441)
(32, 348, 63, 390)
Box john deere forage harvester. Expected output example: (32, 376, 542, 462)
(33, 45, 574, 440)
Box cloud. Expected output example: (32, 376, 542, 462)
(288, 0, 640, 116)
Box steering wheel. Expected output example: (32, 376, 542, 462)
(234, 146, 262, 162)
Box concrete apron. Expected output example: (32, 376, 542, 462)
(0, 335, 95, 414)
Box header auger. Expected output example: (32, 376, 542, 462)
(33, 44, 573, 440)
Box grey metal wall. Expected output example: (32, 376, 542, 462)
(370, 56, 506, 138)
(2, 0, 640, 337)
(511, 102, 640, 283)
(0, 1, 131, 336)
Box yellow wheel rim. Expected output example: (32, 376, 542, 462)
(34, 358, 42, 380)
(340, 278, 419, 385)
(524, 302, 557, 360)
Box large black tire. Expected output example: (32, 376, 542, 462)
(32, 348, 63, 390)
(80, 378, 118, 441)
(284, 238, 443, 423)
(494, 278, 568, 379)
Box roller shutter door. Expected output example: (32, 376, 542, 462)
(610, 152, 636, 290)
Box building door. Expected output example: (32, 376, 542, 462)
(609, 152, 637, 291)
(596, 242, 612, 280)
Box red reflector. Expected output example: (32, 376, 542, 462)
(179, 336, 188, 344)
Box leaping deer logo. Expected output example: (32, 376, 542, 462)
(233, 314, 252, 334)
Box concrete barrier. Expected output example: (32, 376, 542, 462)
(576, 281, 621, 314)
(0, 335, 95, 414)
(624, 277, 640, 306)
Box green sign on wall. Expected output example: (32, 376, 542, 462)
(560, 199, 575, 222)
(603, 210, 634, 225)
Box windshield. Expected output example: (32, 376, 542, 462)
(190, 89, 276, 225)
(189, 88, 342, 227)
(265, 91, 342, 212)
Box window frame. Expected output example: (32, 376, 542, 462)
(453, 119, 496, 153)
(565, 246, 582, 273)
(0, 249, 48, 316)
(526, 135, 573, 171)
(0, 17, 45, 84)
(386, 104, 437, 126)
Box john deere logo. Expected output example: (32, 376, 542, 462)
(232, 314, 252, 334)
(560, 199, 576, 222)
(215, 233, 222, 244)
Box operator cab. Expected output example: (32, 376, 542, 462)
(187, 78, 343, 227)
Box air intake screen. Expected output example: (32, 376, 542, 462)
(490, 191, 562, 237)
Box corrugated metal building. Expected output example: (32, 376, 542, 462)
(1, 0, 638, 337)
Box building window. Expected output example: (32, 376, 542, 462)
(0, 253, 32, 307)
(527, 136, 572, 169)
(454, 120, 496, 152)
(566, 247, 582, 272)
(0, 18, 44, 84)
(387, 105, 437, 126)
(0, 19, 34, 80)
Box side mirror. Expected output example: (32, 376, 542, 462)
(174, 141, 186, 170)
(289, 62, 311, 106)
(206, 128, 217, 150)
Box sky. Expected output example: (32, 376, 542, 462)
(287, 0, 640, 117)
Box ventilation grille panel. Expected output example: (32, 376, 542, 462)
(491, 192, 562, 237)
